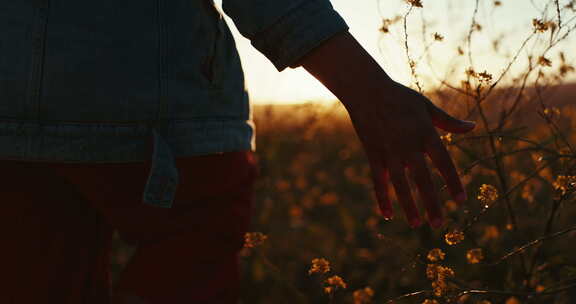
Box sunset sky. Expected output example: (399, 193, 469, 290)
(216, 0, 576, 104)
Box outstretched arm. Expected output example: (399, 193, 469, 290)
(299, 31, 476, 229)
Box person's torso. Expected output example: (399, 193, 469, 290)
(0, 0, 249, 123)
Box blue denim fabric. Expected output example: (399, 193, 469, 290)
(0, 0, 348, 207)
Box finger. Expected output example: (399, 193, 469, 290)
(407, 154, 443, 229)
(425, 99, 476, 134)
(426, 136, 467, 204)
(388, 161, 422, 228)
(368, 155, 393, 219)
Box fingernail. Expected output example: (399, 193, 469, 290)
(430, 217, 444, 229)
(381, 209, 394, 220)
(409, 218, 422, 228)
(455, 192, 467, 204)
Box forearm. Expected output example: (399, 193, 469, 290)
(299, 31, 395, 109)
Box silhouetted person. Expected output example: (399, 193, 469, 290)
(0, 0, 474, 303)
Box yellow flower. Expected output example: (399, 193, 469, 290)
(466, 67, 478, 78)
(532, 19, 555, 33)
(559, 64, 575, 77)
(320, 192, 339, 205)
(406, 0, 423, 8)
(433, 32, 444, 41)
(553, 175, 576, 195)
(478, 71, 493, 83)
(466, 248, 484, 264)
(477, 184, 498, 206)
(457, 46, 464, 56)
(543, 107, 561, 119)
(243, 232, 268, 248)
(426, 264, 455, 296)
(445, 230, 465, 245)
(538, 56, 552, 67)
(426, 264, 439, 280)
(353, 287, 375, 304)
(473, 22, 483, 31)
(308, 258, 331, 275)
(481, 225, 500, 241)
(440, 133, 453, 144)
(325, 275, 347, 290)
(506, 297, 521, 304)
(427, 248, 446, 262)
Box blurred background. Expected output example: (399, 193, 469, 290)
(112, 1, 576, 303)
(217, 0, 576, 104)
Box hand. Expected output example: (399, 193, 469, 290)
(300, 31, 475, 229)
(346, 81, 475, 228)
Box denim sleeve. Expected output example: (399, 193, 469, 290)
(222, 0, 349, 72)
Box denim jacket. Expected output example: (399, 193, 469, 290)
(0, 0, 348, 207)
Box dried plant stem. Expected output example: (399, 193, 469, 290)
(403, 5, 423, 93)
(486, 225, 576, 265)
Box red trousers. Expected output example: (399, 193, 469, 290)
(0, 150, 257, 304)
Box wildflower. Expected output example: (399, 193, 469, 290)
(325, 275, 347, 292)
(553, 175, 576, 195)
(559, 64, 575, 76)
(533, 19, 556, 33)
(380, 19, 392, 33)
(506, 297, 521, 304)
(440, 133, 452, 144)
(308, 258, 331, 275)
(243, 232, 268, 248)
(533, 19, 549, 32)
(427, 248, 446, 262)
(445, 230, 465, 245)
(466, 248, 484, 264)
(544, 107, 561, 119)
(426, 264, 439, 280)
(422, 299, 439, 304)
(406, 0, 423, 8)
(477, 184, 498, 207)
(380, 15, 403, 33)
(320, 192, 339, 205)
(426, 264, 454, 280)
(478, 70, 493, 83)
(482, 225, 500, 241)
(466, 67, 478, 78)
(353, 287, 375, 304)
(426, 264, 455, 297)
(275, 179, 291, 191)
(473, 22, 483, 31)
(457, 46, 464, 56)
(433, 32, 444, 41)
(445, 200, 458, 212)
(538, 56, 552, 67)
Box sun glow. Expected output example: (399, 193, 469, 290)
(218, 0, 576, 104)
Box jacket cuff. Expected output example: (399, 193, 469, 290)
(250, 0, 349, 72)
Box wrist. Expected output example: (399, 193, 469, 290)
(300, 31, 396, 109)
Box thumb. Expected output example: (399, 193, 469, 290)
(426, 100, 476, 134)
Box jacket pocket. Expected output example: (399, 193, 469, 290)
(201, 2, 224, 88)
